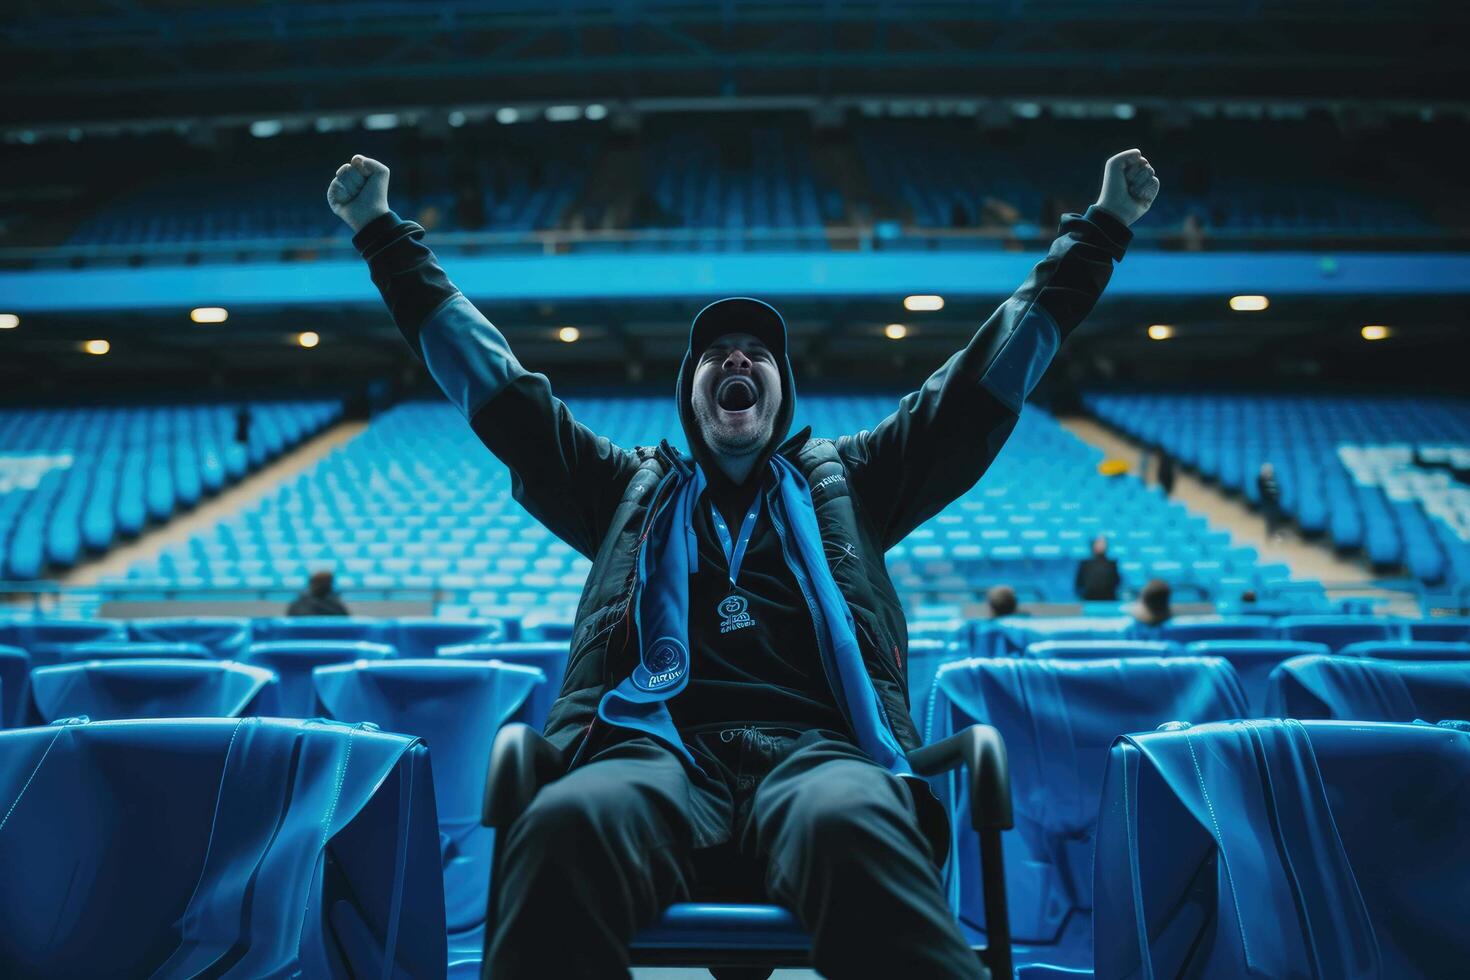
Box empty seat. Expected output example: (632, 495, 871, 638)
(1159, 615, 1277, 644)
(250, 617, 389, 645)
(389, 618, 509, 659)
(1095, 719, 1470, 978)
(926, 656, 1248, 974)
(1185, 640, 1332, 713)
(436, 641, 568, 728)
(56, 641, 213, 663)
(0, 620, 127, 669)
(976, 617, 1134, 657)
(312, 659, 547, 941)
(1025, 639, 1180, 660)
(1407, 618, 1470, 643)
(244, 641, 396, 717)
(1338, 640, 1470, 661)
(1265, 655, 1470, 722)
(0, 645, 29, 728)
(1277, 615, 1407, 651)
(26, 660, 277, 723)
(0, 717, 445, 977)
(127, 617, 253, 658)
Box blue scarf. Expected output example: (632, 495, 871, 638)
(597, 456, 911, 777)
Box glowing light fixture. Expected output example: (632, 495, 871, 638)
(1147, 324, 1174, 340)
(558, 326, 581, 343)
(83, 339, 110, 355)
(884, 323, 908, 340)
(0, 313, 18, 329)
(495, 107, 520, 125)
(249, 120, 283, 138)
(1229, 295, 1269, 311)
(585, 104, 608, 121)
(903, 294, 944, 312)
(297, 331, 320, 348)
(1361, 325, 1390, 341)
(190, 307, 228, 324)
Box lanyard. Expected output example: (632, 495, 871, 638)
(709, 493, 763, 590)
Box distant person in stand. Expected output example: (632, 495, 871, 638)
(1075, 535, 1122, 601)
(1156, 450, 1176, 497)
(985, 584, 1022, 618)
(1127, 578, 1173, 637)
(287, 570, 350, 617)
(1257, 462, 1285, 540)
(234, 404, 252, 445)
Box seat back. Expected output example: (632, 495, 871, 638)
(1095, 719, 1470, 979)
(1185, 640, 1332, 713)
(1025, 639, 1180, 660)
(1266, 655, 1470, 722)
(57, 641, 213, 663)
(243, 641, 396, 717)
(388, 617, 508, 658)
(312, 659, 546, 935)
(1159, 615, 1276, 644)
(1338, 640, 1470, 661)
(1277, 615, 1406, 651)
(0, 619, 127, 668)
(975, 616, 1133, 657)
(127, 617, 253, 659)
(0, 645, 29, 728)
(1407, 618, 1470, 643)
(0, 717, 446, 978)
(436, 641, 569, 728)
(926, 656, 1248, 969)
(250, 616, 388, 644)
(27, 659, 278, 723)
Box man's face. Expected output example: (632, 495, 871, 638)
(1092, 536, 1108, 557)
(690, 332, 782, 459)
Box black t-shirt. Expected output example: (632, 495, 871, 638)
(1074, 557, 1121, 601)
(667, 472, 850, 735)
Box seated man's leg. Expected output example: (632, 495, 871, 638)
(751, 737, 979, 980)
(486, 737, 703, 980)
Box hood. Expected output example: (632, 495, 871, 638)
(676, 296, 796, 485)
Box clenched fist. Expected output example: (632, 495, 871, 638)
(1093, 149, 1159, 227)
(327, 154, 391, 233)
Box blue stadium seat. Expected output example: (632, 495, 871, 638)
(0, 717, 445, 977)
(1095, 719, 1470, 978)
(925, 656, 1248, 974)
(1185, 640, 1332, 713)
(0, 620, 126, 668)
(437, 641, 569, 728)
(1265, 655, 1470, 722)
(1338, 639, 1470, 661)
(313, 659, 547, 944)
(1277, 615, 1408, 651)
(250, 617, 389, 644)
(243, 640, 395, 717)
(127, 617, 253, 658)
(0, 645, 29, 728)
(1025, 639, 1181, 660)
(1407, 619, 1470, 643)
(26, 660, 277, 723)
(389, 618, 508, 658)
(974, 617, 1134, 657)
(1159, 615, 1277, 644)
(56, 640, 213, 662)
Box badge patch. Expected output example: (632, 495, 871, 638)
(717, 594, 757, 634)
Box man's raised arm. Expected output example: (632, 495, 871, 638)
(328, 155, 639, 558)
(838, 150, 1159, 550)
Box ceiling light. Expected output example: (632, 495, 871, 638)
(903, 295, 944, 312)
(1147, 324, 1174, 340)
(1360, 325, 1390, 341)
(1229, 295, 1269, 312)
(190, 307, 228, 324)
(0, 313, 18, 329)
(884, 323, 908, 340)
(558, 326, 581, 343)
(297, 331, 320, 348)
(83, 339, 110, 355)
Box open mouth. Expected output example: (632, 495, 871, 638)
(715, 375, 758, 412)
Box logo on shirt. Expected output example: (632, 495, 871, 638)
(642, 637, 688, 690)
(717, 594, 757, 634)
(814, 473, 845, 492)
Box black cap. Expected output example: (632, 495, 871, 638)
(688, 297, 787, 362)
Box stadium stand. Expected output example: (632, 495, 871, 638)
(108, 395, 1299, 616)
(1085, 391, 1470, 592)
(0, 399, 341, 579)
(1095, 719, 1470, 979)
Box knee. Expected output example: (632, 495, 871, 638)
(504, 780, 613, 863)
(778, 772, 907, 861)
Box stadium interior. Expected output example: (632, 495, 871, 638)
(1, 1, 1467, 978)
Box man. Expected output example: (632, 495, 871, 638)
(1258, 461, 1285, 540)
(985, 584, 1021, 618)
(328, 145, 1157, 978)
(286, 569, 349, 616)
(1075, 534, 1122, 601)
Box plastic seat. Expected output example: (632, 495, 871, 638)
(1265, 655, 1470, 722)
(26, 660, 277, 723)
(0, 620, 127, 669)
(1277, 615, 1407, 651)
(312, 659, 546, 943)
(0, 646, 29, 729)
(1184, 640, 1332, 713)
(436, 641, 568, 728)
(1158, 615, 1276, 644)
(925, 656, 1248, 974)
(56, 641, 213, 663)
(1339, 640, 1470, 661)
(243, 641, 396, 717)
(0, 717, 445, 977)
(127, 617, 253, 659)
(1407, 618, 1470, 643)
(388, 618, 509, 659)
(1095, 719, 1470, 978)
(1025, 639, 1180, 660)
(976, 617, 1134, 657)
(250, 617, 389, 645)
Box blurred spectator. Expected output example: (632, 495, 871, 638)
(1240, 589, 1257, 606)
(986, 585, 1021, 619)
(234, 404, 252, 445)
(1074, 535, 1121, 601)
(288, 570, 349, 617)
(1157, 450, 1176, 497)
(1257, 462, 1285, 540)
(1180, 211, 1205, 252)
(1129, 579, 1173, 635)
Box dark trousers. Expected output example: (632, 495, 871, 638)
(485, 727, 979, 979)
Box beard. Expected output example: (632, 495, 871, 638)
(691, 388, 777, 459)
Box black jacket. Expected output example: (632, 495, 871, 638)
(354, 206, 1132, 762)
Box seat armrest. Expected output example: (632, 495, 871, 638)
(482, 722, 566, 829)
(908, 723, 1013, 832)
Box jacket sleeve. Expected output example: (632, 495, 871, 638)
(837, 206, 1132, 551)
(354, 211, 641, 559)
